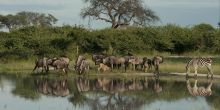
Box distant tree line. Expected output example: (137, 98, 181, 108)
(0, 11, 57, 31)
(0, 23, 219, 60)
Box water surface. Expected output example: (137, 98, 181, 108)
(0, 74, 219, 110)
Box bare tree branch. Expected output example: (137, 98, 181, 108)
(81, 0, 159, 28)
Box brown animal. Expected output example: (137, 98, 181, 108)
(98, 63, 110, 72)
(142, 61, 149, 72)
(128, 57, 143, 70)
(103, 55, 117, 70)
(35, 78, 69, 97)
(51, 59, 69, 74)
(59, 57, 70, 67)
(152, 55, 163, 75)
(115, 57, 126, 70)
(33, 57, 50, 73)
(79, 59, 90, 74)
(75, 55, 86, 74)
(142, 57, 152, 72)
(92, 54, 106, 65)
(124, 55, 135, 71)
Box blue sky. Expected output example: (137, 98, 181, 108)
(0, 0, 219, 29)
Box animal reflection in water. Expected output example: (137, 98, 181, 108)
(73, 77, 163, 109)
(76, 77, 162, 93)
(34, 78, 69, 97)
(186, 79, 213, 96)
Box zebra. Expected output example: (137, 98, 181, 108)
(186, 57, 213, 78)
(186, 79, 213, 96)
(152, 56, 163, 75)
(79, 60, 90, 74)
(33, 57, 50, 73)
(142, 57, 153, 72)
(75, 55, 90, 75)
(128, 57, 143, 71)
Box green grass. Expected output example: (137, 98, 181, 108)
(160, 62, 220, 74)
(0, 60, 35, 74)
(0, 58, 219, 76)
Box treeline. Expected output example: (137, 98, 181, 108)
(0, 23, 219, 60)
(0, 11, 57, 31)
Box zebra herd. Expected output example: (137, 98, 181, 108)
(92, 54, 163, 74)
(92, 54, 214, 78)
(32, 54, 214, 78)
(33, 56, 69, 74)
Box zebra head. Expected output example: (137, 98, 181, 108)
(205, 58, 212, 64)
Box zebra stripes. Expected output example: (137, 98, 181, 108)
(186, 57, 213, 78)
(186, 79, 212, 96)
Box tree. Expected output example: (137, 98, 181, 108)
(0, 14, 16, 31)
(81, 0, 159, 28)
(0, 11, 57, 31)
(192, 23, 215, 51)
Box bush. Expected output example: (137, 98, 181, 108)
(0, 23, 219, 60)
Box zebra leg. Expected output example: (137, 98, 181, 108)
(46, 66, 50, 73)
(206, 65, 213, 79)
(186, 66, 190, 79)
(124, 63, 128, 72)
(62, 69, 65, 74)
(41, 67, 44, 73)
(43, 66, 48, 73)
(209, 66, 213, 79)
(157, 65, 160, 78)
(155, 65, 159, 75)
(153, 65, 159, 77)
(193, 79, 198, 90)
(132, 64, 135, 70)
(63, 68, 68, 74)
(86, 66, 89, 74)
(206, 79, 213, 93)
(111, 64, 114, 71)
(148, 63, 152, 71)
(144, 67, 147, 73)
(135, 64, 138, 71)
(117, 64, 121, 70)
(194, 66, 198, 78)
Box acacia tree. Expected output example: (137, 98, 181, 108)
(81, 0, 159, 28)
(0, 11, 57, 31)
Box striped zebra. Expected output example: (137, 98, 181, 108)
(186, 79, 212, 96)
(186, 57, 213, 78)
(152, 56, 163, 75)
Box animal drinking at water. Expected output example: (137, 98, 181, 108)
(186, 57, 213, 78)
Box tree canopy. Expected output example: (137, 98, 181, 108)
(0, 23, 219, 60)
(81, 0, 159, 28)
(0, 11, 57, 31)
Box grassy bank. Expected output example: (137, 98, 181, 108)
(0, 57, 220, 76)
